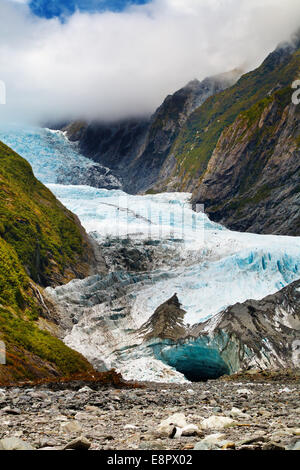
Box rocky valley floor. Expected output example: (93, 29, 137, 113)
(0, 374, 299, 451)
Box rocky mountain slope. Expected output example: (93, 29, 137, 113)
(0, 141, 106, 384)
(61, 36, 300, 236)
(137, 294, 186, 342)
(191, 90, 300, 235)
(190, 278, 300, 373)
(60, 70, 240, 193)
(153, 36, 300, 235)
(140, 280, 300, 381)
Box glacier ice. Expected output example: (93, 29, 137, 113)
(154, 338, 231, 381)
(46, 183, 300, 326)
(2, 124, 300, 383)
(0, 125, 121, 188)
(0, 125, 93, 184)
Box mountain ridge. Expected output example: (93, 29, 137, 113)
(0, 141, 106, 384)
(59, 69, 241, 193)
(59, 38, 300, 236)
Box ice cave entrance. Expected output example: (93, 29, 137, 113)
(155, 341, 231, 382)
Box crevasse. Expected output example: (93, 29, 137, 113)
(1, 125, 300, 382)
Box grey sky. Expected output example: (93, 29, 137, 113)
(1, 0, 300, 124)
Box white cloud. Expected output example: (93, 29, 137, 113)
(0, 0, 300, 124)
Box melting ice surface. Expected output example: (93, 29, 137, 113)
(1, 124, 300, 324)
(47, 183, 300, 326)
(0, 125, 98, 184)
(2, 125, 300, 382)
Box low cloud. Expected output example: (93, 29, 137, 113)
(1, 0, 300, 124)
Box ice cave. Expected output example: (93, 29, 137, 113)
(153, 340, 231, 381)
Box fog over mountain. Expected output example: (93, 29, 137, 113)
(1, 0, 300, 124)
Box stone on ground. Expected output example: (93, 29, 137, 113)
(0, 437, 35, 451)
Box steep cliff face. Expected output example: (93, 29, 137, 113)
(61, 71, 240, 193)
(0, 141, 103, 384)
(190, 277, 300, 373)
(62, 118, 149, 192)
(138, 294, 186, 342)
(192, 91, 300, 235)
(153, 38, 300, 235)
(143, 280, 300, 380)
(155, 39, 300, 192)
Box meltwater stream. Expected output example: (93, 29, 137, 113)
(1, 125, 300, 382)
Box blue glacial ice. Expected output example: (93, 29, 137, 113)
(1, 124, 300, 327)
(0, 125, 101, 184)
(153, 337, 231, 381)
(2, 124, 300, 382)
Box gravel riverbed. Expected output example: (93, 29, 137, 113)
(0, 376, 299, 451)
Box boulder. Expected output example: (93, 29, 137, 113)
(78, 386, 93, 394)
(63, 436, 91, 451)
(181, 424, 199, 436)
(194, 441, 218, 451)
(201, 416, 236, 430)
(157, 412, 187, 436)
(1, 407, 21, 415)
(61, 421, 82, 434)
(229, 407, 251, 420)
(124, 424, 138, 431)
(0, 438, 35, 451)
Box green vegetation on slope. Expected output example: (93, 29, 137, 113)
(0, 141, 91, 286)
(171, 45, 300, 188)
(0, 305, 92, 384)
(0, 142, 94, 384)
(190, 80, 300, 234)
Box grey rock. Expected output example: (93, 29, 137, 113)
(0, 438, 35, 451)
(261, 442, 286, 451)
(286, 440, 300, 451)
(63, 437, 92, 451)
(139, 441, 166, 450)
(1, 406, 21, 415)
(239, 435, 266, 446)
(189, 279, 300, 373)
(61, 421, 83, 434)
(56, 163, 122, 190)
(193, 441, 218, 451)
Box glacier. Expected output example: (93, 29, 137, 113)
(46, 183, 300, 326)
(0, 125, 121, 189)
(0, 125, 92, 184)
(1, 125, 300, 383)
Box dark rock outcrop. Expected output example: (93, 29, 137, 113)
(56, 162, 122, 190)
(141, 280, 300, 380)
(138, 294, 186, 342)
(191, 277, 300, 372)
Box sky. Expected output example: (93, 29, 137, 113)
(1, 0, 300, 125)
(28, 1, 150, 19)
